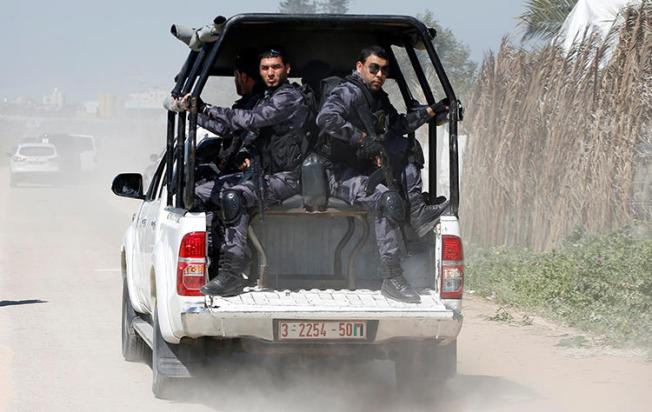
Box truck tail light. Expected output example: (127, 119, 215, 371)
(177, 231, 207, 296)
(441, 235, 464, 299)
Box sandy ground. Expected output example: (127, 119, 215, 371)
(0, 165, 650, 412)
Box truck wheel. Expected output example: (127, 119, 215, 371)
(121, 279, 147, 362)
(394, 340, 457, 400)
(152, 303, 176, 399)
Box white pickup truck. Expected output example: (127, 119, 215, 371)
(112, 14, 465, 399)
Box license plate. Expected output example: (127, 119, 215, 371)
(277, 320, 367, 341)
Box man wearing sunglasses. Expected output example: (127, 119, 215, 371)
(316, 45, 449, 303)
(181, 47, 312, 296)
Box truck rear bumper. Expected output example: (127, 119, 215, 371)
(180, 289, 462, 343)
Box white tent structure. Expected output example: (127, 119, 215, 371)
(558, 0, 643, 51)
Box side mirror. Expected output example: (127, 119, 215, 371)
(112, 173, 145, 200)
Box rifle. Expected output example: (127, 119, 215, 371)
(253, 149, 265, 221)
(239, 145, 265, 221)
(353, 103, 401, 196)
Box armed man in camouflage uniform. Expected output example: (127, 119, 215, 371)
(316, 45, 449, 303)
(193, 49, 264, 208)
(183, 47, 311, 297)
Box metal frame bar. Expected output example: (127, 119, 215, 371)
(334, 217, 355, 277)
(166, 51, 199, 208)
(385, 45, 415, 105)
(418, 30, 460, 215)
(172, 51, 199, 98)
(165, 111, 175, 206)
(385, 45, 423, 198)
(174, 112, 186, 209)
(179, 37, 228, 210)
(405, 43, 438, 196)
(248, 209, 370, 290)
(184, 98, 198, 209)
(248, 225, 268, 288)
(175, 14, 460, 214)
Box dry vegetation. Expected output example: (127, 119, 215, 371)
(461, 3, 652, 251)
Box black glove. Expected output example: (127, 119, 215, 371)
(430, 98, 450, 126)
(356, 137, 383, 159)
(196, 96, 207, 113)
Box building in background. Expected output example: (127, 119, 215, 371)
(124, 88, 168, 113)
(42, 88, 64, 111)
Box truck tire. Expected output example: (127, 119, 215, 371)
(121, 279, 147, 362)
(152, 302, 176, 399)
(151, 302, 206, 399)
(394, 340, 457, 400)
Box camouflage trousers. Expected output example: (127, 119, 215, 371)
(403, 163, 423, 204)
(198, 163, 424, 276)
(194, 173, 243, 210)
(327, 167, 401, 277)
(328, 163, 426, 277)
(218, 170, 301, 266)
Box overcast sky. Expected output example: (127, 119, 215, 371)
(0, 0, 525, 103)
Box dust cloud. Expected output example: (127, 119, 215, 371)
(0, 104, 547, 412)
(0, 108, 446, 412)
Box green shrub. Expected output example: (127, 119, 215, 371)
(465, 224, 652, 347)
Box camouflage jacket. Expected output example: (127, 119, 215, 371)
(316, 72, 430, 172)
(200, 81, 310, 174)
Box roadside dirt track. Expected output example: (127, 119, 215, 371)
(0, 166, 650, 412)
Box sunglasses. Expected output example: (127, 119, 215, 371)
(367, 63, 391, 76)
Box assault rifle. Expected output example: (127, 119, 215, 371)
(238, 144, 265, 221)
(354, 104, 401, 196)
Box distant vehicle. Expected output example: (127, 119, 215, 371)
(8, 143, 61, 187)
(43, 134, 98, 175)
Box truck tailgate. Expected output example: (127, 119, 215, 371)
(181, 289, 462, 342)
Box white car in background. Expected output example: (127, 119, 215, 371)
(9, 143, 61, 187)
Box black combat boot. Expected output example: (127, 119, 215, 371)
(409, 194, 449, 238)
(200, 255, 244, 297)
(380, 261, 421, 304)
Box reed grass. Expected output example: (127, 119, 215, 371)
(461, 2, 652, 251)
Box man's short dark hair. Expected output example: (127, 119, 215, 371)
(234, 48, 260, 79)
(259, 46, 289, 65)
(358, 45, 389, 63)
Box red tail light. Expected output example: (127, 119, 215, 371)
(441, 235, 464, 299)
(177, 231, 207, 296)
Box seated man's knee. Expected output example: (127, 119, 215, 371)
(220, 189, 246, 225)
(377, 191, 406, 224)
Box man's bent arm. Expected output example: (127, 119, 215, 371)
(316, 84, 365, 145)
(385, 97, 431, 136)
(204, 87, 300, 133)
(197, 113, 232, 137)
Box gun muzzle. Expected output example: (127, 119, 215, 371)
(171, 16, 227, 51)
(170, 24, 195, 46)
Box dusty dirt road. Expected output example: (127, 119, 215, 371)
(0, 165, 650, 412)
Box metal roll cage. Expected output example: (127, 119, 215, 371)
(164, 13, 461, 217)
